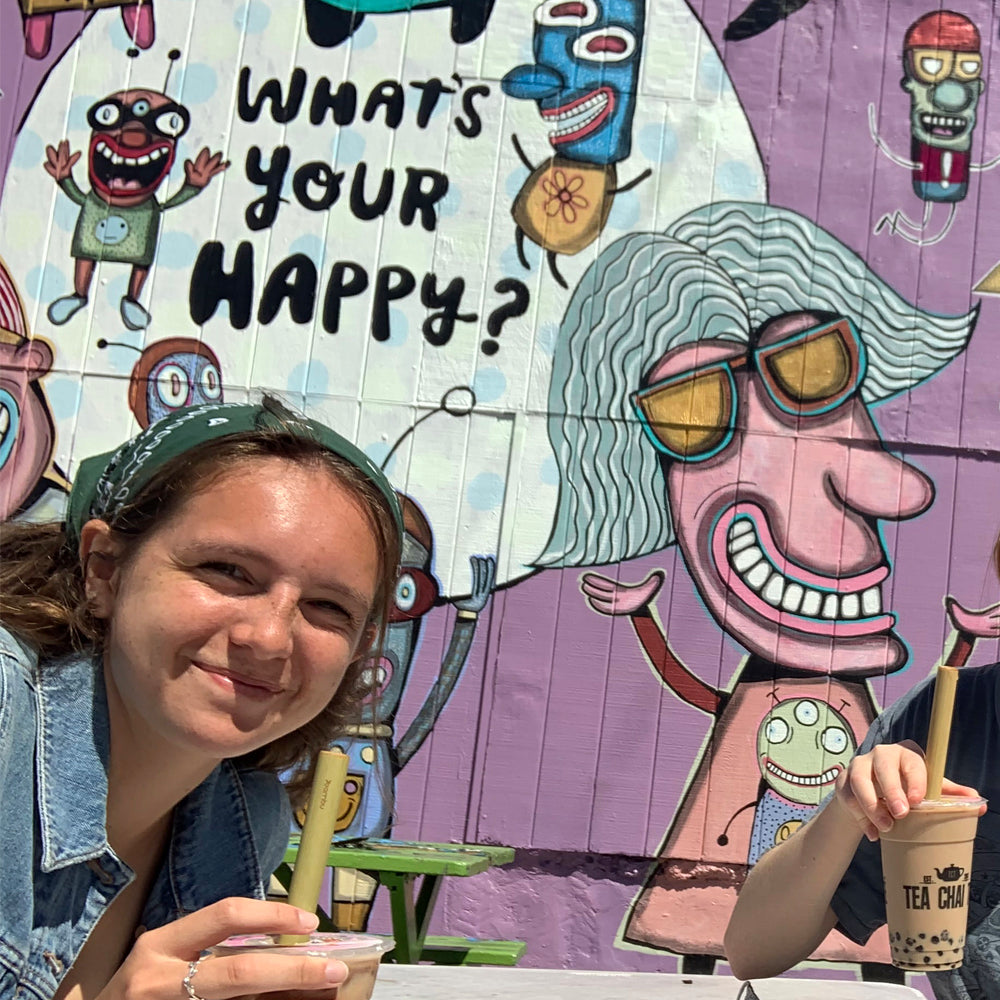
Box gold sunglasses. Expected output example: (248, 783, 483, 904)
(630, 317, 867, 462)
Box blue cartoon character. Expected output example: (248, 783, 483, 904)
(302, 0, 494, 48)
(869, 11, 999, 246)
(43, 51, 228, 331)
(97, 335, 223, 428)
(501, 0, 650, 287)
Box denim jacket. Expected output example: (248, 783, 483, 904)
(0, 626, 292, 1000)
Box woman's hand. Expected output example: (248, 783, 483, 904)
(97, 899, 347, 1000)
(834, 742, 983, 842)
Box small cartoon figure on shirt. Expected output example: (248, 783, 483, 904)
(744, 696, 856, 865)
(869, 10, 999, 247)
(43, 50, 227, 331)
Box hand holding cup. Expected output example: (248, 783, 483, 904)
(835, 742, 983, 843)
(96, 900, 347, 1000)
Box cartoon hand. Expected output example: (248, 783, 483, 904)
(945, 596, 1000, 639)
(184, 147, 229, 188)
(580, 569, 664, 616)
(43, 140, 80, 182)
(453, 555, 497, 614)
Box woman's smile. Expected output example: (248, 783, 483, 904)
(195, 662, 287, 700)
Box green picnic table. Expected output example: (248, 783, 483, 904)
(276, 837, 525, 966)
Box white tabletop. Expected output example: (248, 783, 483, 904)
(370, 966, 925, 998)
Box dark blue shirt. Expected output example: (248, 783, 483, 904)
(832, 663, 1000, 1000)
(0, 626, 291, 1000)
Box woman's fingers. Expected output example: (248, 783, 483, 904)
(837, 744, 930, 835)
(874, 746, 926, 817)
(151, 899, 319, 956)
(196, 955, 347, 999)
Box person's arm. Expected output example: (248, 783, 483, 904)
(725, 740, 982, 980)
(724, 791, 860, 979)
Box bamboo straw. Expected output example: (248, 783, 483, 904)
(278, 750, 348, 944)
(924, 665, 958, 801)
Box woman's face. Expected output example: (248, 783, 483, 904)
(83, 456, 380, 763)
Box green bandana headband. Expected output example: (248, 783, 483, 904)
(65, 400, 403, 552)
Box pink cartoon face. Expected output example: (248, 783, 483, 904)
(634, 311, 933, 676)
(0, 337, 55, 519)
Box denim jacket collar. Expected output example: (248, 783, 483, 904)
(32, 649, 266, 913)
(34, 650, 111, 872)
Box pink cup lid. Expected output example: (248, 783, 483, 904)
(213, 932, 393, 959)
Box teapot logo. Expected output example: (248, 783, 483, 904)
(935, 864, 966, 883)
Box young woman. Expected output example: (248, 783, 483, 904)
(725, 547, 1000, 999)
(0, 398, 403, 1000)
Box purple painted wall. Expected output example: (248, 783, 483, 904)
(2, 0, 999, 995)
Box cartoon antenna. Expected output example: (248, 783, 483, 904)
(379, 385, 477, 471)
(163, 48, 182, 92)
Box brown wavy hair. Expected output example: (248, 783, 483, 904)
(0, 431, 401, 808)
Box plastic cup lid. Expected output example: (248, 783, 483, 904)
(215, 933, 394, 958)
(915, 795, 987, 809)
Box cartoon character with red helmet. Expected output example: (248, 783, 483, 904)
(43, 51, 227, 331)
(869, 10, 999, 246)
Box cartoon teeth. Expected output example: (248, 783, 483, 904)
(0, 403, 9, 445)
(727, 518, 883, 620)
(920, 114, 967, 131)
(764, 759, 841, 786)
(545, 91, 610, 141)
(94, 141, 170, 168)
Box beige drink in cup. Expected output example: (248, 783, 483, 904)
(880, 796, 984, 970)
(210, 932, 393, 1000)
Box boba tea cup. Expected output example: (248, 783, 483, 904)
(880, 796, 984, 970)
(210, 932, 393, 1000)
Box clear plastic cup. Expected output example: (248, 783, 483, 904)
(210, 932, 393, 1000)
(881, 796, 984, 970)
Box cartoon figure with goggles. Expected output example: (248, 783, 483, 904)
(43, 51, 227, 331)
(869, 10, 999, 247)
(582, 311, 934, 968)
(325, 496, 496, 930)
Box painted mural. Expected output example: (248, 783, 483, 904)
(2, 0, 999, 994)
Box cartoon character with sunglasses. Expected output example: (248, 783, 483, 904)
(43, 53, 227, 331)
(595, 311, 934, 966)
(539, 201, 978, 966)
